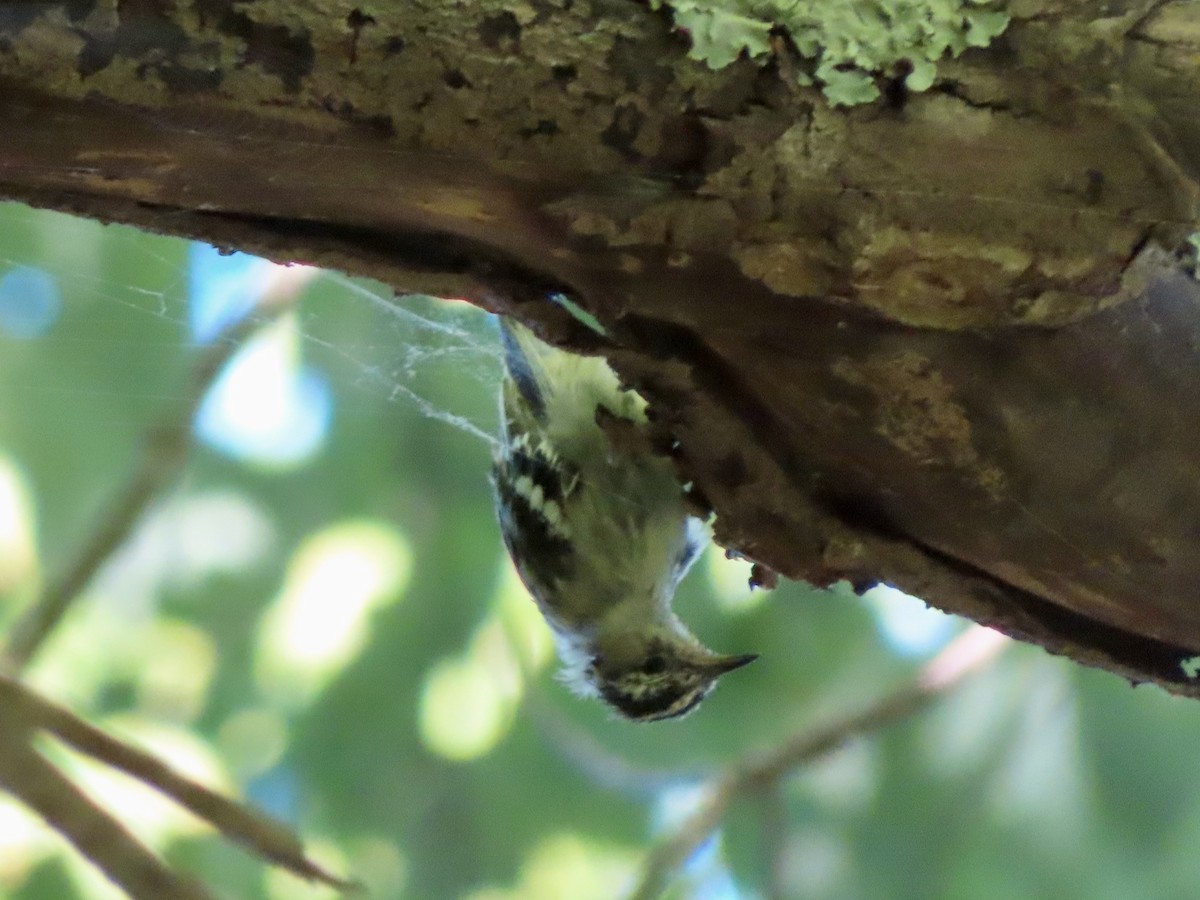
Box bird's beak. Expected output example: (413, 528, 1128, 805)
(705, 653, 759, 675)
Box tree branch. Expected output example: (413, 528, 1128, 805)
(0, 681, 215, 900)
(0, 266, 313, 672)
(0, 674, 356, 893)
(627, 626, 1010, 899)
(1, 4, 1199, 696)
(0, 264, 336, 897)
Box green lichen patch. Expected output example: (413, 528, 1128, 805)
(646, 0, 1010, 105)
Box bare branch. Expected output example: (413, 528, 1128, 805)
(0, 682, 214, 900)
(0, 266, 314, 671)
(0, 674, 357, 892)
(0, 265, 347, 895)
(759, 784, 788, 900)
(627, 627, 1010, 900)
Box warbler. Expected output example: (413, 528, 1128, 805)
(492, 319, 756, 722)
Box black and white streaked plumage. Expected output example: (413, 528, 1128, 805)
(492, 319, 756, 722)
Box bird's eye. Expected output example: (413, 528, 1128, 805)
(642, 654, 667, 674)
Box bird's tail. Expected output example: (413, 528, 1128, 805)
(498, 319, 547, 419)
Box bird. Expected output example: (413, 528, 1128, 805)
(491, 318, 756, 722)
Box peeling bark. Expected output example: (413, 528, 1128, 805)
(2, 0, 1200, 695)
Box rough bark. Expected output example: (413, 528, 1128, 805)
(2, 0, 1200, 696)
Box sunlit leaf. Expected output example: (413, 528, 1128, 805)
(255, 521, 412, 708)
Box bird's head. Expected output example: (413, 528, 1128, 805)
(583, 631, 757, 722)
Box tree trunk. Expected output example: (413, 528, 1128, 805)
(3, 0, 1200, 696)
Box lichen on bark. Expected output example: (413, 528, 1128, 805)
(646, 0, 1010, 104)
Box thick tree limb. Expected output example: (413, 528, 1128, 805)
(0, 2, 1198, 699)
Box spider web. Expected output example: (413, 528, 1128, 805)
(0, 200, 504, 473)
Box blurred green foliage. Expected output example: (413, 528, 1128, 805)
(2, 201, 1200, 900)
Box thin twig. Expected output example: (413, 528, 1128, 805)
(0, 674, 356, 891)
(0, 681, 215, 900)
(1, 266, 312, 671)
(0, 743, 217, 900)
(627, 626, 1009, 900)
(759, 784, 787, 900)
